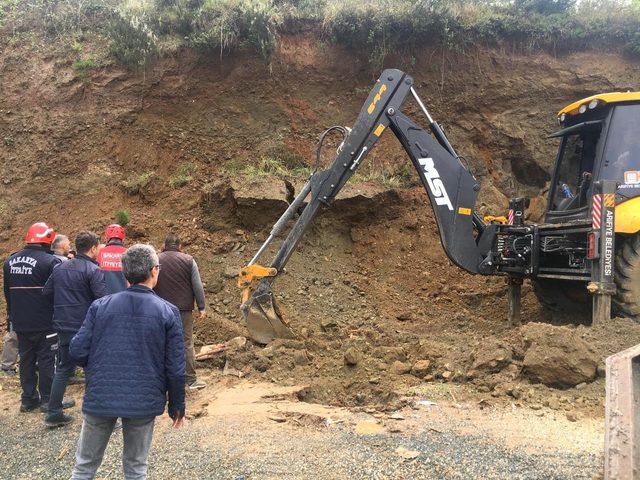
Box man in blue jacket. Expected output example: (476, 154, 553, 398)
(69, 244, 185, 480)
(3, 222, 62, 412)
(43, 231, 106, 427)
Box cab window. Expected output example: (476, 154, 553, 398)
(552, 127, 600, 211)
(601, 104, 640, 184)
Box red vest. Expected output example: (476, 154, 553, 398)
(98, 244, 126, 271)
(98, 243, 128, 294)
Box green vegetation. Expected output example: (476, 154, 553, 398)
(168, 161, 195, 188)
(114, 209, 131, 226)
(0, 0, 639, 69)
(324, 0, 640, 67)
(120, 171, 155, 195)
(72, 58, 97, 78)
(350, 158, 418, 188)
(188, 0, 278, 60)
(223, 156, 310, 178)
(108, 8, 158, 70)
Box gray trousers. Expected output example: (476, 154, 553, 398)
(1, 330, 18, 370)
(181, 311, 197, 384)
(71, 414, 155, 480)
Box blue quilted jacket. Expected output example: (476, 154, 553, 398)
(43, 253, 107, 333)
(70, 285, 186, 419)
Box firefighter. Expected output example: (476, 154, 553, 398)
(3, 223, 73, 412)
(97, 224, 128, 294)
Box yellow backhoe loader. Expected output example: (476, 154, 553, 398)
(238, 69, 640, 344)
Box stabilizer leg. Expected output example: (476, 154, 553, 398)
(593, 293, 612, 326)
(508, 276, 523, 325)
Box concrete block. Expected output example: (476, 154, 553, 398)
(606, 343, 640, 479)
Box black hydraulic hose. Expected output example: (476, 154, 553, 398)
(314, 126, 349, 173)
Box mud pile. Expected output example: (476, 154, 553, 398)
(521, 323, 598, 388)
(194, 180, 640, 415)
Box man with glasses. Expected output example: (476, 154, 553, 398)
(69, 244, 185, 479)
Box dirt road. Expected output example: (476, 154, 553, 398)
(0, 371, 602, 480)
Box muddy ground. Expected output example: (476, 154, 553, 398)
(0, 371, 603, 479)
(1, 31, 640, 422)
(192, 178, 640, 418)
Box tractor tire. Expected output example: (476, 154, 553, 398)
(532, 278, 591, 316)
(614, 233, 640, 320)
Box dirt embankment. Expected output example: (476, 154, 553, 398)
(197, 179, 640, 416)
(1, 31, 640, 413)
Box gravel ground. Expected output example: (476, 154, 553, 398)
(0, 407, 601, 480)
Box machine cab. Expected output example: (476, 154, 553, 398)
(545, 93, 640, 224)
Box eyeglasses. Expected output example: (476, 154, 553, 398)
(152, 264, 162, 272)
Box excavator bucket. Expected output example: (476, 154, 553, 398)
(241, 282, 294, 344)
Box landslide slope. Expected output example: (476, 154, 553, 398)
(1, 30, 640, 411)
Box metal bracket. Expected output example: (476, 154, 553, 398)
(238, 264, 278, 303)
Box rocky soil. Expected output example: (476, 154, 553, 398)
(1, 31, 640, 417)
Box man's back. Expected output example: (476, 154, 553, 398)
(44, 254, 106, 333)
(70, 285, 185, 419)
(3, 246, 60, 332)
(97, 241, 127, 294)
(154, 250, 195, 311)
(54, 253, 69, 262)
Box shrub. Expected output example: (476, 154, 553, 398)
(323, 0, 457, 68)
(152, 0, 198, 35)
(168, 162, 195, 188)
(2, 0, 111, 37)
(322, 0, 640, 64)
(120, 171, 155, 195)
(108, 9, 158, 70)
(115, 209, 131, 226)
(73, 58, 97, 78)
(625, 31, 640, 57)
(189, 0, 278, 60)
(514, 0, 575, 15)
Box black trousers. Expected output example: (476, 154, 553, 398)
(17, 331, 56, 407)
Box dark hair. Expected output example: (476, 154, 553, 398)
(164, 233, 181, 249)
(75, 231, 100, 254)
(122, 244, 158, 285)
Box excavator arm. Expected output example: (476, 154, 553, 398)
(239, 69, 496, 343)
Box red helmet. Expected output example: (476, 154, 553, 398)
(25, 222, 56, 245)
(105, 224, 126, 241)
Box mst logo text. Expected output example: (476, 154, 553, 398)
(418, 157, 453, 210)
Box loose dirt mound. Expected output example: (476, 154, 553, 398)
(193, 180, 640, 415)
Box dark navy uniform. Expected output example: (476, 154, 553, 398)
(3, 245, 60, 408)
